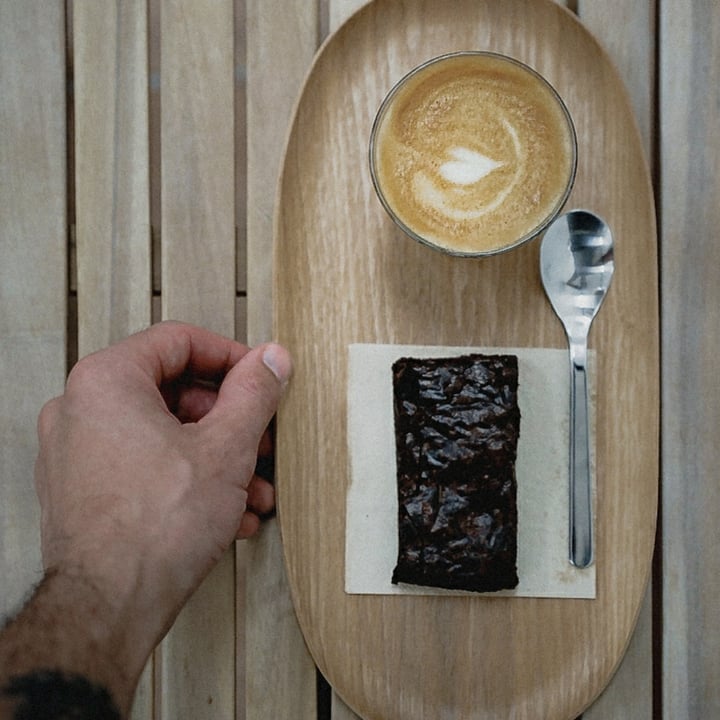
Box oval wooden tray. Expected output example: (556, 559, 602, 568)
(273, 1, 659, 718)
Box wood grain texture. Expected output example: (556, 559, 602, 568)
(273, 1, 658, 718)
(327, 2, 367, 718)
(158, 1, 236, 718)
(0, 0, 66, 619)
(324, 9, 589, 720)
(244, 2, 320, 719)
(323, 8, 658, 719)
(73, 0, 151, 357)
(322, 10, 618, 720)
(660, 2, 720, 717)
(576, 3, 656, 718)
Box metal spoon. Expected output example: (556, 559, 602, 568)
(540, 210, 614, 568)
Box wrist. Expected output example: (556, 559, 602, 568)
(0, 566, 152, 717)
(42, 523, 192, 652)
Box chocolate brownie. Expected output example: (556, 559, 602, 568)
(391, 354, 520, 592)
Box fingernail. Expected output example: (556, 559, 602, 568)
(262, 344, 292, 386)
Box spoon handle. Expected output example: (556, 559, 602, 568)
(569, 340, 593, 568)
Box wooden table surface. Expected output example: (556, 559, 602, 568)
(0, 1, 717, 719)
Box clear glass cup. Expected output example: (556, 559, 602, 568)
(369, 51, 578, 257)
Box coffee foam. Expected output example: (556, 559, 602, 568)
(371, 54, 576, 255)
(438, 147, 504, 185)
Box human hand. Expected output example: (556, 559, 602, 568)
(32, 322, 291, 690)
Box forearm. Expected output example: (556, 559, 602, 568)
(0, 568, 151, 719)
(0, 324, 290, 718)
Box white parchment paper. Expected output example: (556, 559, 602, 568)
(345, 344, 595, 599)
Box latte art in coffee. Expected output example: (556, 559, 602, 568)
(438, 147, 504, 186)
(370, 53, 576, 255)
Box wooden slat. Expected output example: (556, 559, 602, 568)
(0, 0, 66, 618)
(246, 0, 319, 345)
(660, 2, 720, 717)
(244, 2, 320, 719)
(72, 3, 153, 718)
(73, 0, 151, 357)
(160, 0, 235, 332)
(576, 2, 656, 718)
(159, 1, 236, 718)
(328, 0, 366, 30)
(244, 527, 317, 720)
(578, 1, 655, 149)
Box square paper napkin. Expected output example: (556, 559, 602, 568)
(345, 344, 596, 598)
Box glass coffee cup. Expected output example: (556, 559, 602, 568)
(369, 51, 577, 257)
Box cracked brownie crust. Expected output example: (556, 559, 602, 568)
(391, 354, 520, 592)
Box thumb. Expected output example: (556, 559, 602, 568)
(202, 343, 292, 444)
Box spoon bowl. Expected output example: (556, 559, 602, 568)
(540, 210, 614, 568)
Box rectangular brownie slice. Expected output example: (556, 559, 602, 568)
(391, 354, 520, 592)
